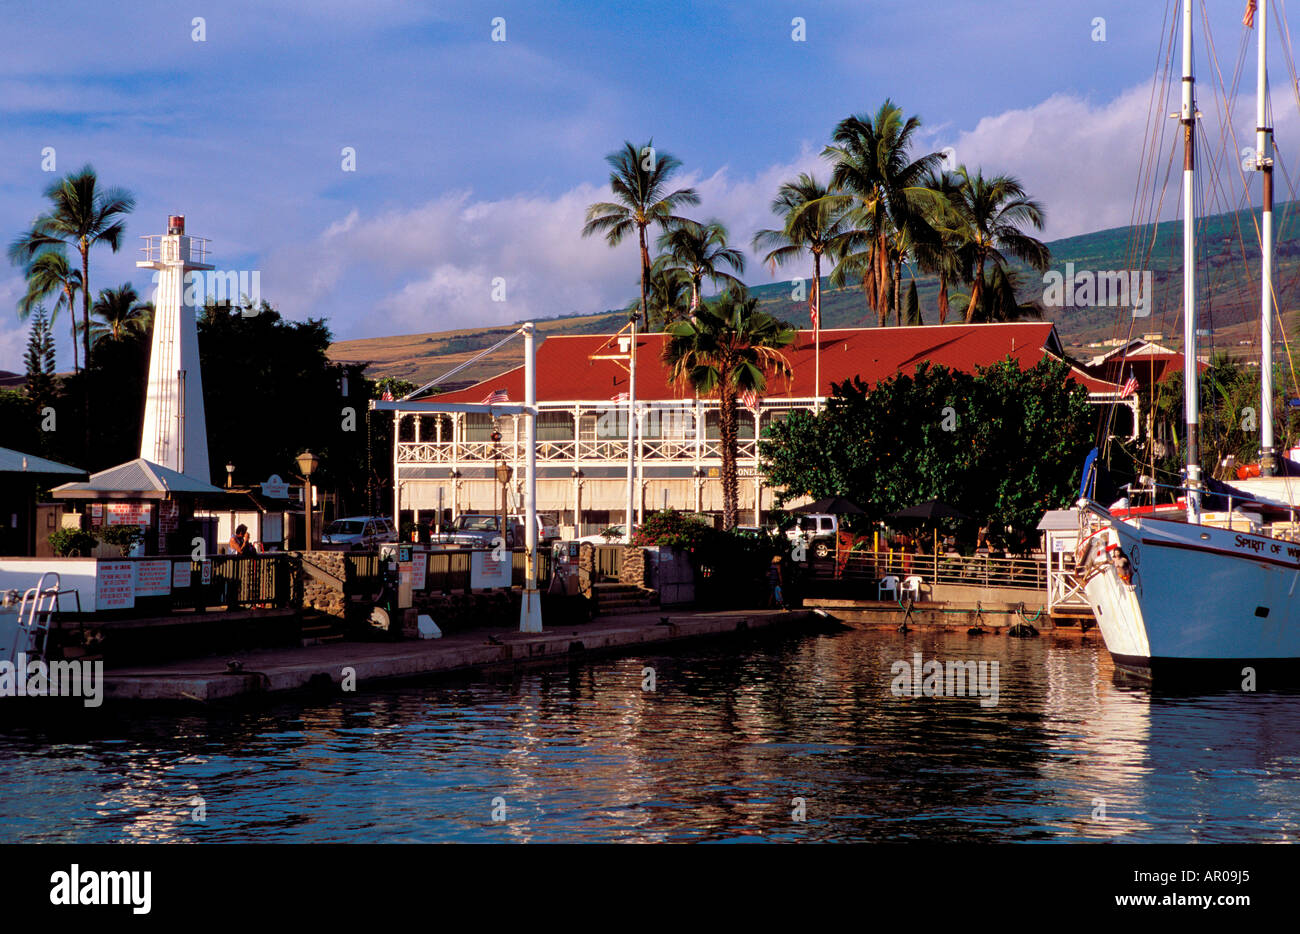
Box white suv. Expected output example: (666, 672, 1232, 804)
(785, 514, 838, 558)
(321, 516, 397, 549)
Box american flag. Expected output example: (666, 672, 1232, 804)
(740, 387, 760, 414)
(1244, 0, 1257, 28)
(809, 297, 818, 332)
(380, 389, 394, 401)
(481, 388, 510, 404)
(1119, 368, 1138, 398)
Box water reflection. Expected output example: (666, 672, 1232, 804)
(2, 626, 1299, 843)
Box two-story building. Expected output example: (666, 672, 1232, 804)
(388, 322, 1125, 536)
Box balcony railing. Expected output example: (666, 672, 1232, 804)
(397, 436, 761, 465)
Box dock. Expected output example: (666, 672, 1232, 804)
(101, 608, 831, 703)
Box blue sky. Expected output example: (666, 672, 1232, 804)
(0, 0, 1286, 371)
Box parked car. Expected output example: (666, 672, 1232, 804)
(576, 525, 626, 544)
(510, 512, 561, 543)
(784, 513, 838, 559)
(444, 513, 523, 549)
(321, 516, 397, 549)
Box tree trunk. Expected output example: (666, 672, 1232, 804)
(893, 259, 902, 327)
(876, 232, 888, 327)
(638, 226, 650, 330)
(937, 273, 949, 325)
(967, 254, 986, 323)
(66, 287, 79, 372)
(719, 378, 739, 530)
(80, 241, 91, 459)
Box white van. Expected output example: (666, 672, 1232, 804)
(511, 513, 561, 543)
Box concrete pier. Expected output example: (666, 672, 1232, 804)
(102, 608, 829, 703)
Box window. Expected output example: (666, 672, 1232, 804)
(705, 409, 755, 440)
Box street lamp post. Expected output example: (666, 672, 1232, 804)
(225, 460, 235, 489)
(495, 460, 513, 546)
(296, 451, 319, 550)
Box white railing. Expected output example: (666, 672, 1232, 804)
(398, 436, 762, 465)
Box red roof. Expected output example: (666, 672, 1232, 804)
(432, 323, 1122, 404)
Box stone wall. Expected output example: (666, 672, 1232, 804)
(407, 589, 518, 636)
(620, 547, 651, 588)
(296, 551, 348, 619)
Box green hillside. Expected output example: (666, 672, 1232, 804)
(330, 200, 1300, 384)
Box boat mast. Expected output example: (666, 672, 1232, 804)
(1257, 0, 1277, 475)
(1181, 0, 1202, 520)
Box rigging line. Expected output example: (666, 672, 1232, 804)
(398, 326, 526, 401)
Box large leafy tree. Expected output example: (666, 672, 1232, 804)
(9, 165, 135, 377)
(635, 258, 694, 330)
(752, 173, 846, 333)
(582, 141, 700, 329)
(945, 165, 1050, 322)
(762, 357, 1094, 538)
(656, 219, 746, 315)
(88, 283, 152, 347)
(821, 101, 944, 326)
(15, 250, 82, 372)
(663, 292, 795, 529)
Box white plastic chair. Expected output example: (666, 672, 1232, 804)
(878, 575, 900, 602)
(902, 575, 925, 602)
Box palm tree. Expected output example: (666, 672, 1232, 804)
(9, 165, 135, 373)
(752, 173, 846, 333)
(821, 101, 944, 326)
(662, 291, 795, 529)
(90, 283, 152, 344)
(913, 169, 968, 324)
(957, 265, 1043, 322)
(635, 258, 694, 330)
(582, 141, 700, 328)
(946, 166, 1050, 322)
(656, 219, 746, 315)
(15, 249, 83, 371)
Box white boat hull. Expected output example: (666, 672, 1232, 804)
(1078, 504, 1300, 682)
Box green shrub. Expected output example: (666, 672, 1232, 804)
(96, 524, 146, 556)
(48, 527, 98, 557)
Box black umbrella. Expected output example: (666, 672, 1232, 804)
(887, 499, 969, 522)
(793, 496, 866, 515)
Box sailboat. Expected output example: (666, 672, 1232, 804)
(1073, 0, 1300, 683)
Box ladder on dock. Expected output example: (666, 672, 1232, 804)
(7, 572, 78, 663)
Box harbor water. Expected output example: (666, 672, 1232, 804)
(2, 625, 1299, 843)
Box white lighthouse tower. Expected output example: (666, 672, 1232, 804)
(137, 215, 212, 482)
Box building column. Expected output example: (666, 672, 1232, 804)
(754, 478, 762, 527)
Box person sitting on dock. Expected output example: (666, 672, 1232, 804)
(768, 556, 786, 609)
(229, 524, 257, 556)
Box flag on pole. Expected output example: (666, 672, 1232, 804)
(740, 387, 761, 414)
(481, 388, 510, 404)
(611, 391, 629, 402)
(1244, 0, 1257, 28)
(1119, 368, 1138, 398)
(809, 278, 819, 331)
(380, 389, 394, 401)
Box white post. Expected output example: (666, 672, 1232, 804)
(626, 319, 637, 541)
(519, 322, 543, 633)
(1181, 0, 1202, 521)
(1258, 0, 1277, 474)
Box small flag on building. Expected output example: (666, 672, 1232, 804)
(481, 388, 510, 404)
(611, 391, 630, 402)
(1244, 0, 1257, 28)
(1119, 368, 1138, 399)
(380, 389, 394, 401)
(740, 387, 761, 414)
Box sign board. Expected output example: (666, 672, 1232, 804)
(261, 474, 289, 499)
(471, 551, 512, 590)
(105, 503, 153, 527)
(398, 545, 412, 563)
(95, 561, 135, 610)
(1051, 537, 1074, 553)
(158, 499, 179, 533)
(134, 560, 172, 596)
(411, 551, 427, 591)
(91, 504, 103, 519)
(200, 560, 212, 585)
(172, 561, 192, 589)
